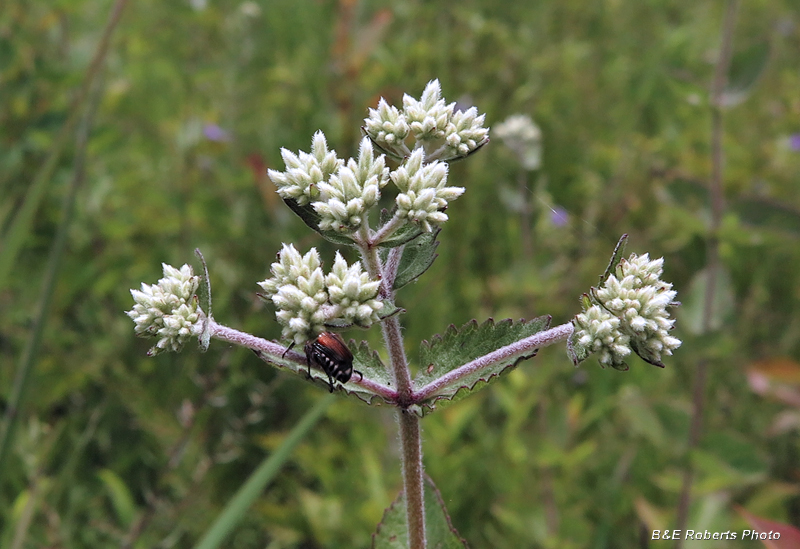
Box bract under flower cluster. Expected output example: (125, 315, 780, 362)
(258, 244, 383, 345)
(573, 254, 681, 369)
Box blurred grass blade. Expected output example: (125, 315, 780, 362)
(0, 77, 103, 483)
(193, 393, 335, 549)
(0, 0, 129, 290)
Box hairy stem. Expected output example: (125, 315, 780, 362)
(358, 239, 425, 546)
(372, 213, 406, 246)
(413, 320, 568, 402)
(398, 410, 426, 549)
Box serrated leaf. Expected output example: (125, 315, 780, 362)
(380, 228, 440, 289)
(720, 41, 770, 108)
(253, 339, 391, 406)
(194, 248, 212, 352)
(600, 234, 628, 285)
(413, 317, 551, 413)
(372, 475, 468, 549)
(282, 198, 357, 246)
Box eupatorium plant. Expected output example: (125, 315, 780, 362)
(127, 80, 680, 548)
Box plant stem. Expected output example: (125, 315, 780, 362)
(371, 213, 406, 246)
(413, 320, 568, 402)
(210, 320, 398, 400)
(398, 409, 426, 549)
(208, 320, 286, 355)
(674, 1, 738, 545)
(358, 238, 425, 546)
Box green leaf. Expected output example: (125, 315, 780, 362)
(720, 41, 770, 108)
(97, 469, 136, 527)
(372, 475, 468, 549)
(381, 228, 440, 289)
(600, 234, 628, 286)
(281, 198, 357, 246)
(253, 339, 391, 405)
(732, 196, 800, 237)
(194, 248, 212, 352)
(681, 266, 734, 335)
(413, 316, 551, 414)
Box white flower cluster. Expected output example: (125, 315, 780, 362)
(267, 131, 343, 206)
(258, 244, 383, 345)
(391, 149, 464, 233)
(325, 253, 384, 325)
(313, 138, 389, 233)
(573, 254, 681, 369)
(364, 79, 489, 162)
(493, 114, 542, 171)
(127, 264, 203, 355)
(268, 133, 466, 236)
(268, 135, 389, 234)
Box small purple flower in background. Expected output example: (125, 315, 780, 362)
(203, 124, 230, 143)
(789, 134, 800, 152)
(550, 206, 569, 227)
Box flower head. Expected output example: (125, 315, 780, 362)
(391, 149, 464, 232)
(494, 114, 542, 170)
(572, 253, 681, 369)
(267, 131, 343, 205)
(325, 252, 383, 327)
(127, 264, 204, 355)
(363, 79, 489, 163)
(364, 98, 410, 152)
(258, 244, 383, 344)
(403, 80, 454, 142)
(312, 138, 389, 233)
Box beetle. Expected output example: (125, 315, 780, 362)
(304, 332, 362, 392)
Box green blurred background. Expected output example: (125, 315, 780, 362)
(2, 0, 799, 547)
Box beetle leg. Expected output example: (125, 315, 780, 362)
(326, 371, 335, 393)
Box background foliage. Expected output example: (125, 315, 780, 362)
(2, 0, 799, 547)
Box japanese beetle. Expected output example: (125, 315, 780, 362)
(304, 332, 362, 392)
